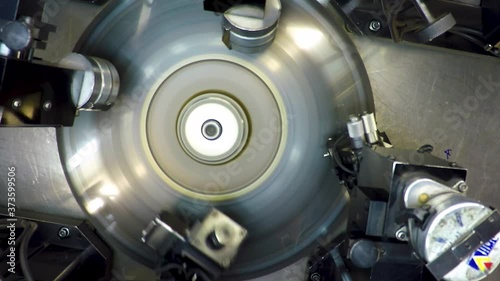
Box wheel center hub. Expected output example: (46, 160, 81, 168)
(177, 93, 249, 164)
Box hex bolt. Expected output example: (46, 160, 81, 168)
(369, 20, 381, 32)
(58, 227, 70, 239)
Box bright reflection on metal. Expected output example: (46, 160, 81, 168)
(99, 183, 119, 196)
(133, 0, 153, 39)
(287, 27, 324, 50)
(67, 139, 98, 171)
(135, 164, 147, 177)
(265, 56, 281, 72)
(87, 197, 104, 214)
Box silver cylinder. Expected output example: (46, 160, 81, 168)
(361, 112, 378, 144)
(59, 53, 120, 111)
(222, 0, 281, 53)
(347, 115, 365, 149)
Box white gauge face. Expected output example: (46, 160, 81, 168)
(425, 203, 492, 262)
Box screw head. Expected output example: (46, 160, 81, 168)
(457, 182, 469, 193)
(58, 227, 70, 239)
(369, 20, 382, 32)
(457, 182, 468, 193)
(43, 101, 52, 111)
(12, 99, 22, 109)
(310, 273, 321, 281)
(396, 229, 407, 241)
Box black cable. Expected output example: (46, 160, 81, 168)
(19, 221, 37, 281)
(332, 134, 356, 175)
(448, 30, 485, 47)
(447, 29, 500, 58)
(451, 26, 484, 38)
(448, 30, 500, 57)
(53, 246, 95, 281)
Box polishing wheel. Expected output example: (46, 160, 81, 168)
(57, 0, 374, 279)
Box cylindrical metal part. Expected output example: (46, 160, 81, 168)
(361, 112, 378, 144)
(222, 0, 281, 53)
(347, 115, 365, 149)
(0, 20, 32, 51)
(59, 53, 120, 111)
(411, 0, 436, 23)
(349, 239, 380, 268)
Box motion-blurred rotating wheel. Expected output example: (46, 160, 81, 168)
(57, 0, 374, 280)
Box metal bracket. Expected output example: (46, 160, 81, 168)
(142, 209, 247, 269)
(188, 209, 247, 268)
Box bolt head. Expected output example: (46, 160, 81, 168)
(396, 230, 407, 241)
(457, 183, 468, 192)
(12, 99, 22, 109)
(310, 273, 321, 281)
(369, 20, 382, 32)
(58, 227, 70, 238)
(43, 101, 52, 111)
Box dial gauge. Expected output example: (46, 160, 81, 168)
(425, 202, 491, 262)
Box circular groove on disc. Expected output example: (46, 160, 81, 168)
(145, 59, 283, 197)
(58, 0, 374, 279)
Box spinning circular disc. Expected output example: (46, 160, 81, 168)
(57, 0, 374, 279)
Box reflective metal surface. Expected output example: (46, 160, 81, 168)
(0, 1, 498, 280)
(0, 128, 84, 220)
(57, 0, 372, 279)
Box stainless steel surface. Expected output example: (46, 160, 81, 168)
(0, 1, 498, 280)
(0, 128, 84, 220)
(353, 36, 500, 214)
(188, 209, 247, 268)
(58, 0, 371, 279)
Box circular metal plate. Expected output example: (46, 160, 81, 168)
(57, 0, 374, 279)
